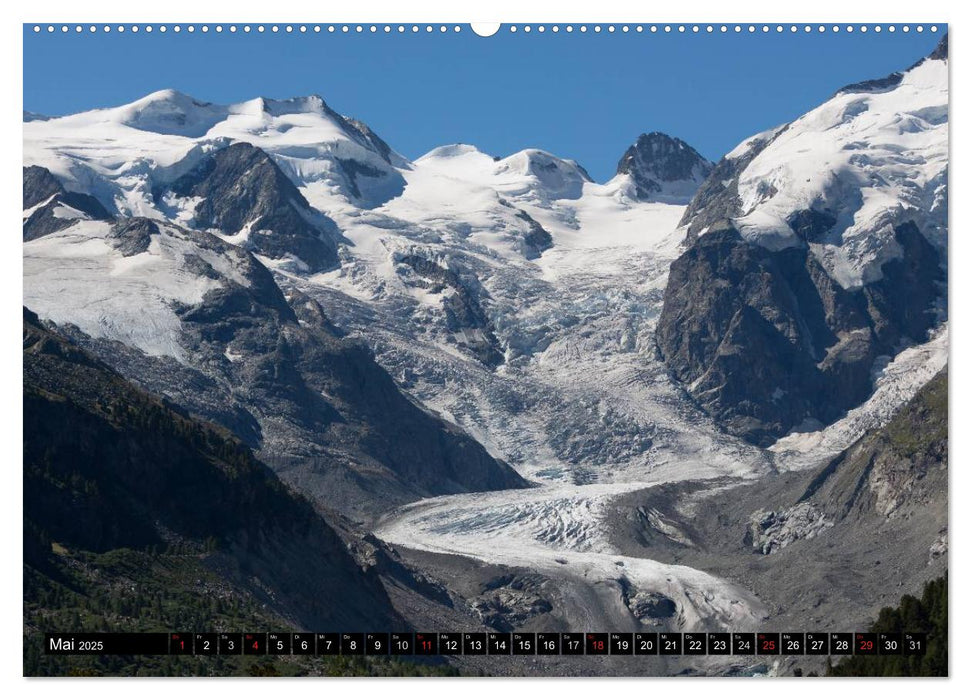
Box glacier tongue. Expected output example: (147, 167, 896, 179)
(300, 185, 771, 486)
(375, 481, 768, 631)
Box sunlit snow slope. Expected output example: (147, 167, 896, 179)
(689, 52, 948, 289)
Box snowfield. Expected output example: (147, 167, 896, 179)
(23, 219, 248, 361)
(725, 57, 948, 289)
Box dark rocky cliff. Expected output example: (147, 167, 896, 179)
(656, 222, 942, 445)
(23, 165, 112, 240)
(165, 142, 340, 272)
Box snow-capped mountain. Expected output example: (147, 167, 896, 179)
(162, 141, 341, 271)
(22, 169, 527, 518)
(613, 132, 713, 203)
(658, 35, 948, 445)
(22, 38, 949, 646)
(23, 52, 947, 485)
(681, 36, 948, 289)
(23, 88, 407, 218)
(23, 87, 745, 505)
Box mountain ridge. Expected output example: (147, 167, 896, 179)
(615, 132, 713, 203)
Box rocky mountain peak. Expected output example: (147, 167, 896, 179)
(165, 141, 340, 272)
(22, 165, 112, 240)
(928, 32, 948, 61)
(615, 132, 713, 203)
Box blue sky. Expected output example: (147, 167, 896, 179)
(23, 25, 944, 181)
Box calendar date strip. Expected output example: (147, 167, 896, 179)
(44, 631, 928, 656)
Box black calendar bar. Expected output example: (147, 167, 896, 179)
(42, 631, 929, 656)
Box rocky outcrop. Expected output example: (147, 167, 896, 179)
(514, 209, 553, 260)
(745, 503, 834, 555)
(676, 128, 786, 242)
(397, 254, 505, 368)
(23, 165, 64, 209)
(656, 222, 943, 445)
(165, 142, 340, 272)
(835, 33, 947, 96)
(929, 33, 948, 61)
(344, 116, 397, 165)
(107, 218, 159, 256)
(494, 198, 554, 259)
(619, 578, 679, 625)
(616, 132, 713, 203)
(929, 528, 947, 563)
(471, 574, 554, 631)
(23, 165, 112, 240)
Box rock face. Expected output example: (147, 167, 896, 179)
(471, 574, 554, 631)
(23, 165, 64, 209)
(23, 165, 112, 240)
(107, 218, 159, 256)
(657, 222, 942, 445)
(23, 307, 400, 630)
(512, 208, 554, 260)
(929, 528, 948, 563)
(616, 132, 713, 203)
(165, 142, 340, 272)
(620, 580, 679, 626)
(676, 127, 785, 242)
